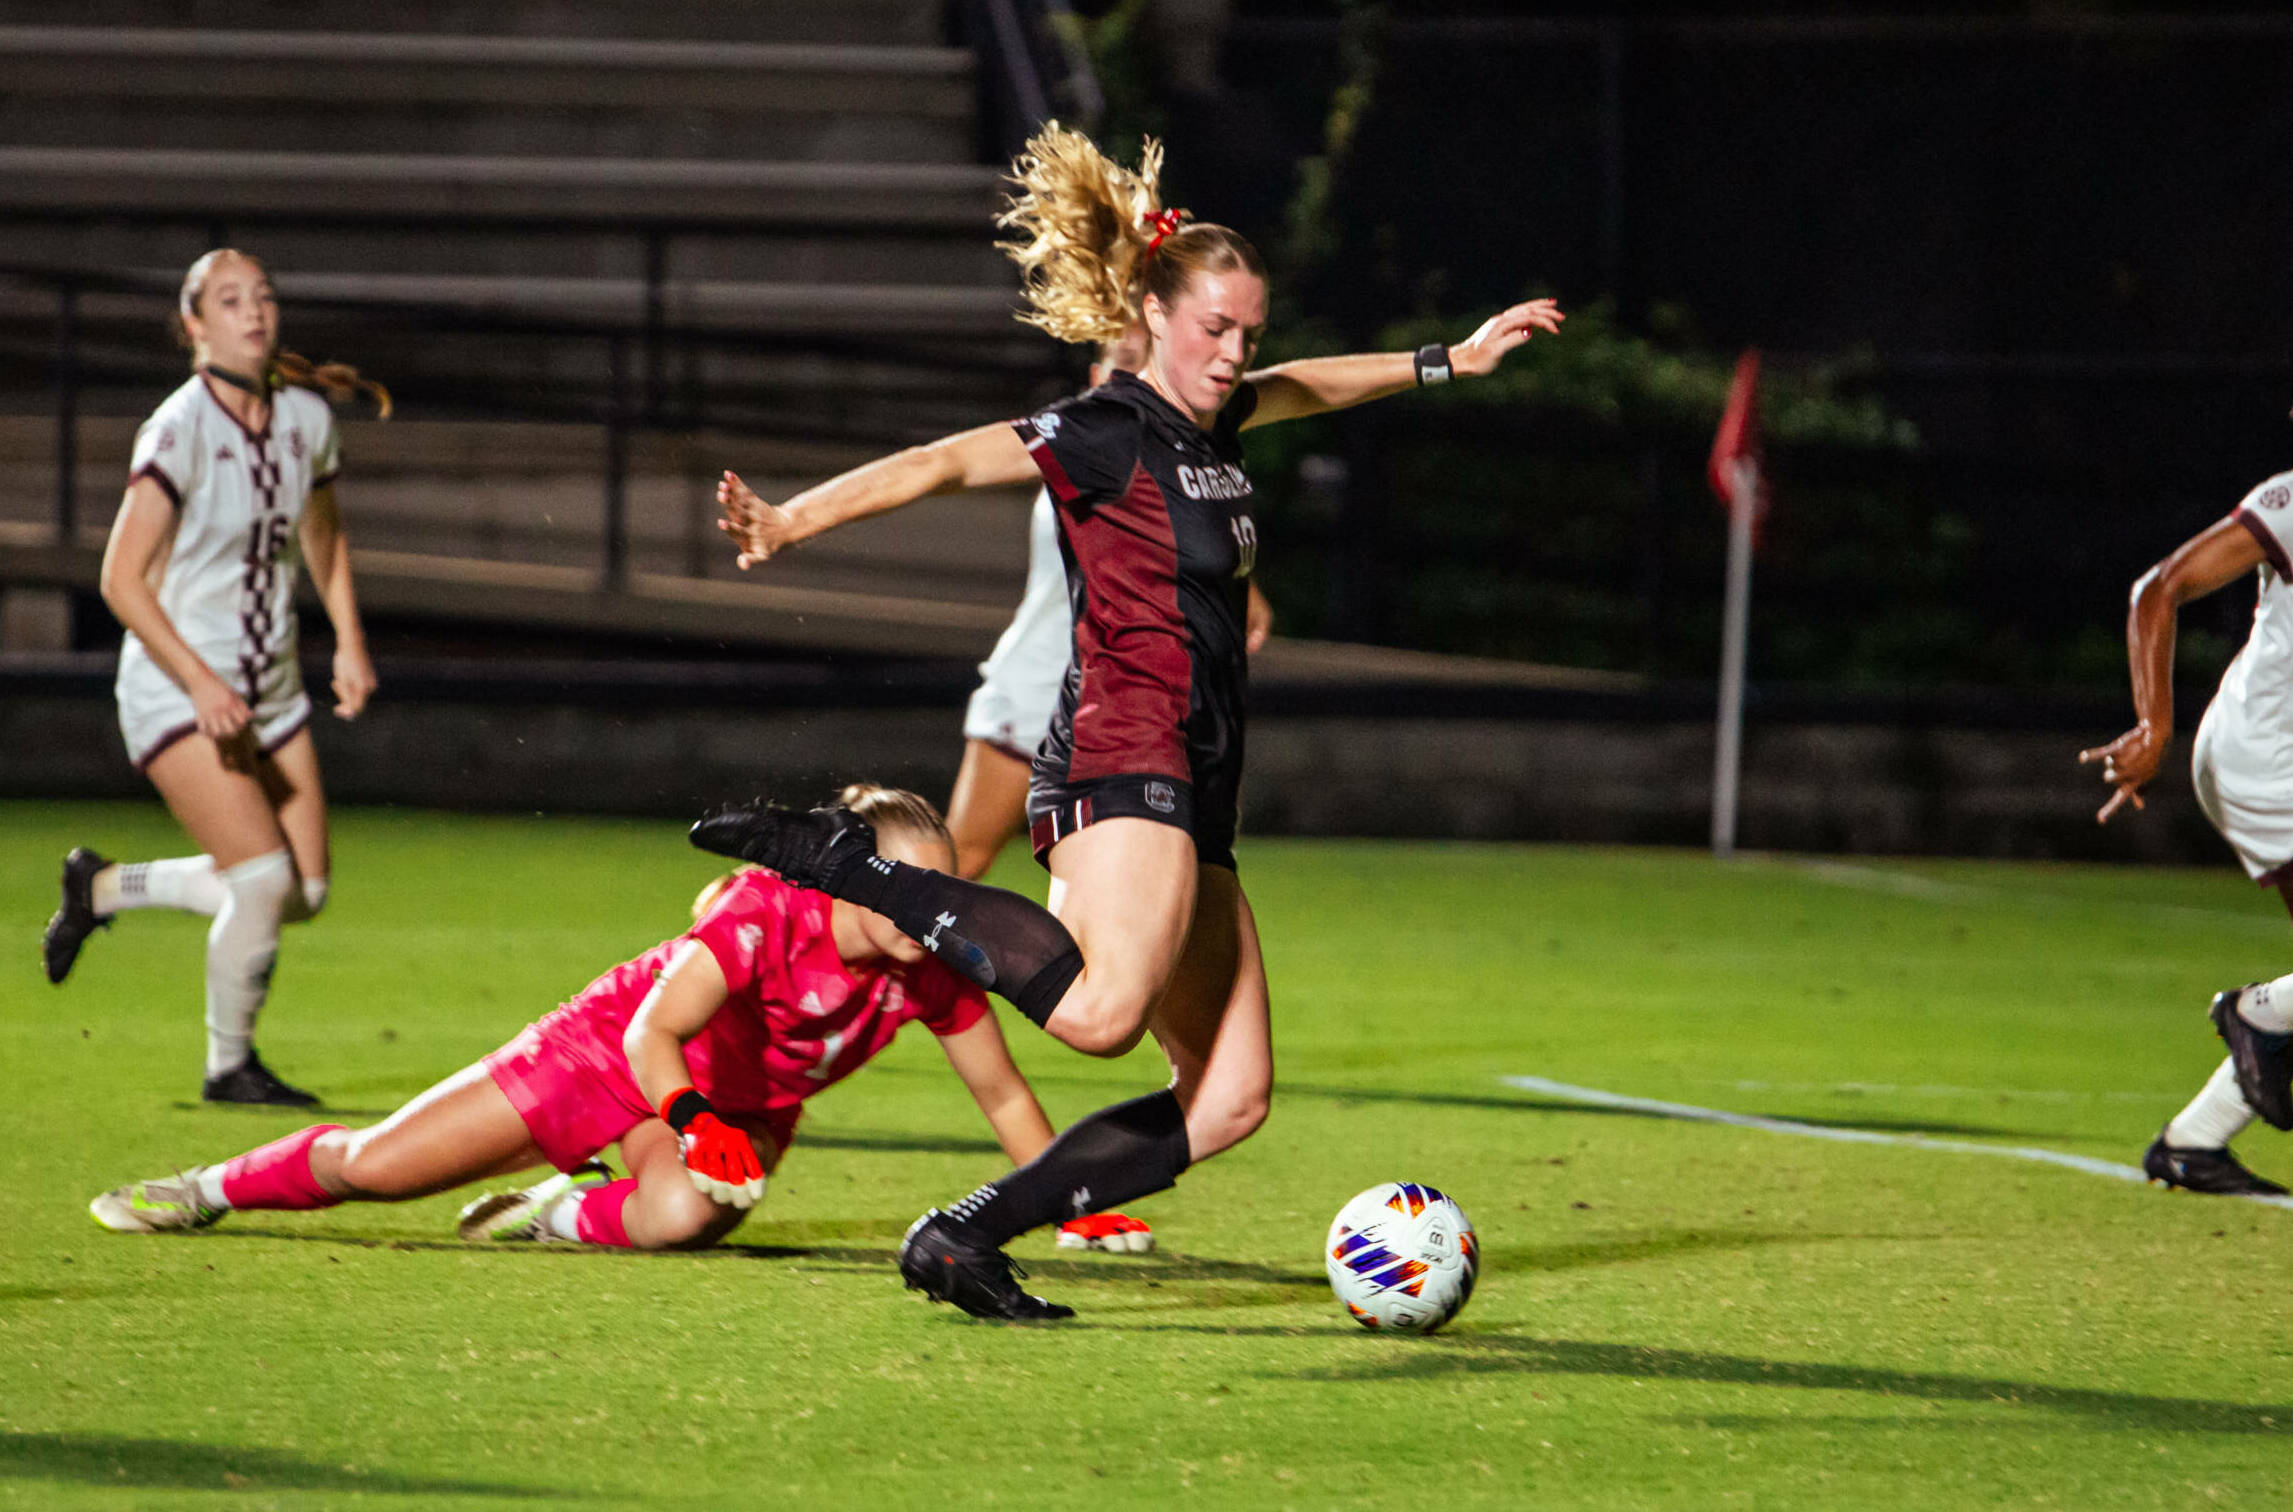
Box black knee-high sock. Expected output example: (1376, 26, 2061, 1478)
(945, 1089, 1192, 1247)
(825, 855, 1081, 1028)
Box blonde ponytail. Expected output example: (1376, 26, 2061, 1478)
(997, 123, 1165, 346)
(997, 124, 1268, 349)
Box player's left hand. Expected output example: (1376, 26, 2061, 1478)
(679, 1111, 768, 1209)
(1448, 298, 1566, 378)
(2077, 722, 2164, 824)
(717, 471, 798, 568)
(1245, 580, 1274, 654)
(331, 643, 377, 720)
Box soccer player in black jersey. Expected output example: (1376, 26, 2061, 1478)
(702, 124, 1563, 1319)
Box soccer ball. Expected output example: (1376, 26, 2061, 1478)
(1324, 1181, 1478, 1334)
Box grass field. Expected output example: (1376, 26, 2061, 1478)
(6, 798, 2293, 1509)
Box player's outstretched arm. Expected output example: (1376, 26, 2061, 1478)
(299, 482, 377, 719)
(623, 940, 767, 1208)
(2079, 514, 2263, 823)
(1240, 298, 1565, 430)
(936, 1013, 1056, 1164)
(717, 422, 1038, 568)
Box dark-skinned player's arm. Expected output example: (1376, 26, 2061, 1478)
(935, 1013, 1057, 1164)
(622, 940, 767, 1209)
(717, 423, 1038, 568)
(2079, 515, 2266, 824)
(1238, 298, 1564, 430)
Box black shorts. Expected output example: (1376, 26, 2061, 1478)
(1028, 768, 1239, 872)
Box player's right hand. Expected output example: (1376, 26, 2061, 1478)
(717, 470, 798, 569)
(2077, 722, 2164, 824)
(191, 675, 253, 741)
(679, 1111, 767, 1209)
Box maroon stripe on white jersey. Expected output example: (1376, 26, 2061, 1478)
(2236, 507, 2293, 581)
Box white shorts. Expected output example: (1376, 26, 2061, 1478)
(2192, 697, 2293, 883)
(963, 490, 1072, 759)
(116, 640, 311, 771)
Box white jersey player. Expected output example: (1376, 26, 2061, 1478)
(943, 323, 1271, 881)
(2084, 468, 2293, 1195)
(42, 249, 390, 1107)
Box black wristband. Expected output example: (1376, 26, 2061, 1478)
(661, 1087, 713, 1134)
(1414, 343, 1452, 386)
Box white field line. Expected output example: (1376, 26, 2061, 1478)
(1759, 855, 2287, 936)
(1500, 1074, 2293, 1212)
(1726, 1078, 2167, 1104)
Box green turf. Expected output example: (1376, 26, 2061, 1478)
(5, 799, 2293, 1509)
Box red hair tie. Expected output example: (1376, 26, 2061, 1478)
(1143, 207, 1190, 261)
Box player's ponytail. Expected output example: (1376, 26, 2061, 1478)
(997, 123, 1265, 347)
(268, 349, 393, 420)
(175, 249, 393, 418)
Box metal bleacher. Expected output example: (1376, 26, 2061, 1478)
(0, 0, 1091, 657)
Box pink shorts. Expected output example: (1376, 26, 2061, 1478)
(482, 1023, 800, 1175)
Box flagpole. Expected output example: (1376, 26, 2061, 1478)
(1711, 457, 1756, 858)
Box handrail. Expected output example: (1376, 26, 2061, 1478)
(962, 0, 1104, 157)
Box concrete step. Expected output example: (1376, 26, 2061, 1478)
(0, 219, 1014, 287)
(2, 270, 1027, 337)
(0, 0, 948, 46)
(0, 28, 977, 163)
(0, 147, 1006, 228)
(0, 416, 1038, 616)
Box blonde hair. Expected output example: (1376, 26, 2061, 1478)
(690, 784, 954, 921)
(177, 249, 394, 419)
(998, 123, 1264, 347)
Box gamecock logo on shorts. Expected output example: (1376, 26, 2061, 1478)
(1143, 781, 1177, 814)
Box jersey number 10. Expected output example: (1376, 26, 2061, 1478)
(1229, 515, 1258, 577)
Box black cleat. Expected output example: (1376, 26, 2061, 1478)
(2144, 1129, 2288, 1196)
(2210, 986, 2293, 1132)
(202, 1049, 320, 1108)
(898, 1210, 1074, 1322)
(689, 802, 877, 894)
(43, 847, 112, 985)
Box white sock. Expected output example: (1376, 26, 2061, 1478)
(97, 857, 224, 917)
(193, 1167, 233, 1210)
(205, 851, 296, 1078)
(2165, 1057, 2258, 1149)
(545, 1189, 587, 1241)
(2237, 976, 2293, 1034)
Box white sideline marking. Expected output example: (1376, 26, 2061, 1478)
(1500, 1074, 2293, 1212)
(1765, 855, 2285, 934)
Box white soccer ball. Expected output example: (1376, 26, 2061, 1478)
(1324, 1181, 1478, 1335)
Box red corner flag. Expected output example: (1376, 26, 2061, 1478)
(1706, 349, 1767, 532)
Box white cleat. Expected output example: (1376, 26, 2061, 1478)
(457, 1161, 612, 1243)
(89, 1167, 226, 1234)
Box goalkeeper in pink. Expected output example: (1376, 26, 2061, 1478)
(88, 786, 1094, 1252)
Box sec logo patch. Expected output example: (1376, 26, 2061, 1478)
(2262, 485, 2291, 511)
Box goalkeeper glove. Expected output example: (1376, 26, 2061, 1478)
(659, 1086, 766, 1209)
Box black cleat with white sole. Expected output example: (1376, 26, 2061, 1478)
(43, 846, 112, 985)
(2210, 986, 2293, 1132)
(689, 802, 878, 896)
(2143, 1130, 2288, 1197)
(898, 1210, 1074, 1322)
(203, 1050, 320, 1108)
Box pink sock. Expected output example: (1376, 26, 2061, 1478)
(573, 1179, 637, 1247)
(218, 1124, 346, 1210)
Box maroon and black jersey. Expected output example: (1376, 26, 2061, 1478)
(1012, 370, 1260, 869)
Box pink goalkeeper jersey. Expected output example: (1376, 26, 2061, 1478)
(532, 868, 989, 1124)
